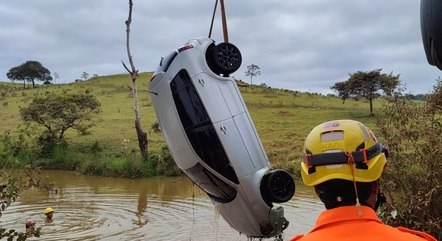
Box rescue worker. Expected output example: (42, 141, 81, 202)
(44, 207, 54, 220)
(25, 219, 36, 234)
(291, 119, 436, 241)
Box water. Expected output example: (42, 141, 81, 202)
(0, 170, 323, 241)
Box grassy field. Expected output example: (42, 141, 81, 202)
(0, 73, 380, 173)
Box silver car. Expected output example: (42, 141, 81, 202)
(149, 37, 295, 238)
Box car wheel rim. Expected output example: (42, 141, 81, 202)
(216, 45, 240, 68)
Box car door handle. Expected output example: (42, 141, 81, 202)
(220, 125, 227, 135)
(198, 77, 205, 87)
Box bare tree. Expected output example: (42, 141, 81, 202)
(122, 0, 148, 162)
(53, 72, 59, 84)
(245, 64, 261, 85)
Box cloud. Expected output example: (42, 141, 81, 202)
(0, 0, 440, 94)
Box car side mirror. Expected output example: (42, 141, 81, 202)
(421, 0, 442, 70)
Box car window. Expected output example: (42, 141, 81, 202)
(170, 69, 239, 184)
(157, 51, 177, 73)
(184, 163, 237, 203)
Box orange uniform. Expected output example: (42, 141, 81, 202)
(290, 206, 436, 241)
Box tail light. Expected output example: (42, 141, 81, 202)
(178, 45, 194, 52)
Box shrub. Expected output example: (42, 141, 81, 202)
(0, 124, 40, 167)
(376, 80, 442, 239)
(20, 93, 100, 143)
(148, 145, 181, 177)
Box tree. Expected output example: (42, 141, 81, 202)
(53, 72, 60, 84)
(245, 64, 261, 85)
(81, 72, 90, 81)
(331, 69, 400, 116)
(6, 61, 52, 88)
(20, 94, 100, 144)
(122, 0, 148, 162)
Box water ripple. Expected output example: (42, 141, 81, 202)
(0, 171, 323, 241)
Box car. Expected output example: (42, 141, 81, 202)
(148, 37, 295, 238)
(420, 0, 442, 70)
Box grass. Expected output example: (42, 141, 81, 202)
(0, 74, 381, 175)
(240, 87, 377, 170)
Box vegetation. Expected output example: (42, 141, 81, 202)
(0, 73, 376, 177)
(0, 168, 47, 240)
(376, 79, 441, 239)
(405, 93, 428, 101)
(245, 64, 261, 85)
(6, 61, 52, 88)
(331, 69, 400, 116)
(20, 93, 100, 142)
(0, 73, 440, 237)
(80, 72, 90, 81)
(0, 74, 181, 177)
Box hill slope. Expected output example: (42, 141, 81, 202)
(0, 73, 378, 169)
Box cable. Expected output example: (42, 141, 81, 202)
(208, 0, 218, 38)
(207, 0, 229, 42)
(219, 0, 229, 42)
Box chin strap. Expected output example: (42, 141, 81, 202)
(345, 151, 362, 217)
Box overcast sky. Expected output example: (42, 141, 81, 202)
(1, 0, 440, 94)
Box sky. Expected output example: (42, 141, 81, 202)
(1, 0, 440, 94)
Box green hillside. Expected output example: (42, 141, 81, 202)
(0, 73, 379, 172)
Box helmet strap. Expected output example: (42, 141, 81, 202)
(345, 151, 362, 217)
(375, 191, 387, 211)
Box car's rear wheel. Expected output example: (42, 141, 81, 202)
(206, 42, 242, 76)
(431, 39, 442, 70)
(261, 170, 295, 204)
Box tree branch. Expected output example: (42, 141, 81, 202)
(124, 0, 138, 82)
(123, 0, 148, 162)
(121, 60, 131, 74)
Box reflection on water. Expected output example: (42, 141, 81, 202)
(0, 170, 323, 241)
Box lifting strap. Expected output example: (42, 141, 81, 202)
(208, 0, 229, 43)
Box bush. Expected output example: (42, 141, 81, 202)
(37, 144, 81, 170)
(148, 145, 181, 177)
(20, 93, 100, 143)
(0, 124, 40, 167)
(376, 80, 442, 239)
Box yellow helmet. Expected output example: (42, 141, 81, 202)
(300, 120, 387, 186)
(44, 207, 54, 214)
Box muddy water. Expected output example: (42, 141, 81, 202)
(1, 170, 323, 241)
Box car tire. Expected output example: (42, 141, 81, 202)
(207, 42, 242, 76)
(431, 39, 442, 70)
(261, 170, 295, 204)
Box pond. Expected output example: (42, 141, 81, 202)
(1, 170, 323, 241)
